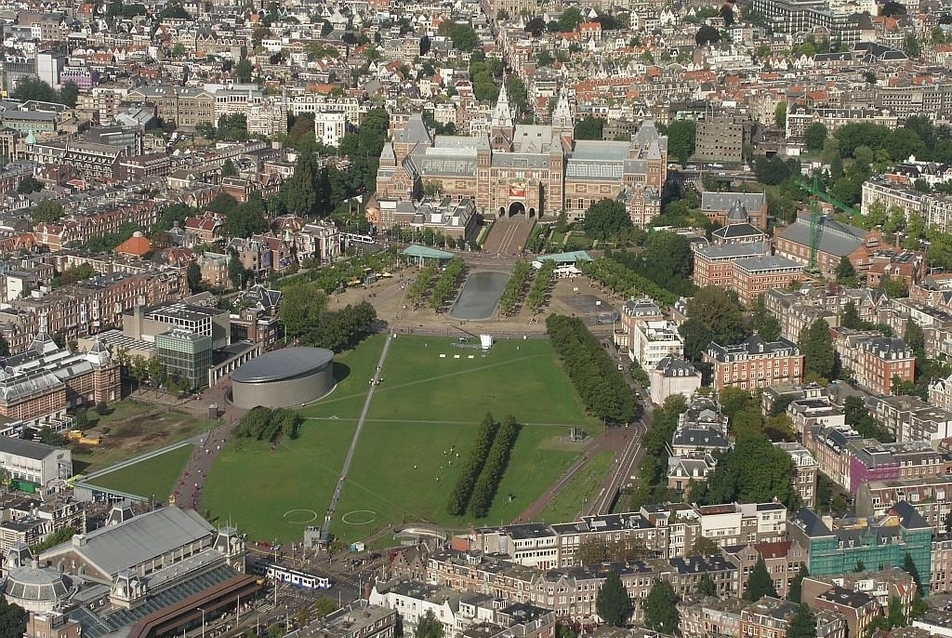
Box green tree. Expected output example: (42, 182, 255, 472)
(787, 564, 808, 603)
(745, 557, 779, 602)
(0, 597, 27, 638)
(679, 286, 748, 361)
(774, 101, 787, 129)
(697, 573, 718, 597)
(596, 569, 633, 626)
(31, 199, 64, 224)
(228, 254, 247, 289)
(187, 262, 202, 291)
(555, 7, 583, 31)
(695, 24, 721, 46)
(12, 76, 58, 103)
(666, 120, 696, 165)
(902, 552, 923, 593)
(750, 295, 781, 341)
(691, 536, 719, 555)
(582, 198, 631, 240)
(16, 176, 43, 194)
(575, 116, 605, 140)
(798, 318, 835, 381)
(221, 158, 237, 178)
(234, 58, 253, 82)
(643, 579, 679, 635)
(835, 256, 857, 286)
(279, 283, 329, 338)
(281, 152, 319, 217)
(59, 81, 79, 108)
(415, 610, 444, 638)
(785, 604, 816, 638)
(803, 122, 827, 151)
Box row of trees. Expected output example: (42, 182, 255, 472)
(447, 413, 499, 516)
(234, 407, 302, 442)
(526, 261, 556, 313)
(407, 264, 439, 309)
(430, 258, 465, 311)
(604, 232, 696, 298)
(580, 257, 679, 307)
(279, 249, 396, 294)
(468, 416, 522, 517)
(498, 260, 533, 316)
(546, 315, 639, 424)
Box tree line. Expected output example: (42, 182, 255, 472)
(546, 315, 639, 424)
(430, 258, 465, 311)
(469, 415, 522, 517)
(499, 260, 533, 316)
(526, 261, 556, 313)
(235, 407, 302, 442)
(580, 257, 678, 307)
(447, 413, 499, 516)
(407, 264, 439, 309)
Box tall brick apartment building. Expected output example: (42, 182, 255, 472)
(704, 335, 804, 391)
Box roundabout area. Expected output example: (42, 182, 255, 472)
(283, 509, 319, 524)
(341, 510, 377, 525)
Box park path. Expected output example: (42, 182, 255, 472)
(512, 427, 629, 523)
(320, 333, 394, 539)
(172, 379, 244, 512)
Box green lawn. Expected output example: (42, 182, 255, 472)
(86, 445, 194, 500)
(539, 450, 614, 522)
(201, 421, 356, 541)
(203, 335, 598, 544)
(364, 337, 589, 425)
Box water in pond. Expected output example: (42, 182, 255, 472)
(449, 271, 510, 320)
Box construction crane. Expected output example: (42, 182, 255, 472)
(795, 175, 860, 273)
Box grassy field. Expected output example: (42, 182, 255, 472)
(201, 421, 356, 540)
(539, 450, 614, 522)
(203, 335, 596, 544)
(85, 444, 194, 500)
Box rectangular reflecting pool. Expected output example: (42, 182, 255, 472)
(449, 271, 511, 320)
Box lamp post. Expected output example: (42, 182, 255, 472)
(197, 607, 206, 638)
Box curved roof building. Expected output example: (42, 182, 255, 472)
(231, 348, 335, 409)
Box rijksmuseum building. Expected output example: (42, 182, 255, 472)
(370, 87, 668, 226)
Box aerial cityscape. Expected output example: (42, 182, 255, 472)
(2, 0, 952, 637)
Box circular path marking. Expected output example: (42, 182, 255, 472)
(341, 509, 377, 525)
(283, 509, 319, 524)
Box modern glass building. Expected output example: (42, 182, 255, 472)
(155, 328, 213, 391)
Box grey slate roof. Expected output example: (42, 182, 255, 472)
(701, 191, 766, 212)
(733, 255, 803, 273)
(778, 216, 867, 257)
(42, 508, 214, 577)
(0, 437, 60, 461)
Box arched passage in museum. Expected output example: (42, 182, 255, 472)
(508, 201, 526, 217)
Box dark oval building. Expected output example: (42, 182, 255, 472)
(231, 347, 335, 409)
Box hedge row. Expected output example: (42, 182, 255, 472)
(499, 261, 533, 316)
(430, 258, 465, 311)
(469, 415, 522, 518)
(447, 413, 499, 516)
(527, 260, 556, 312)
